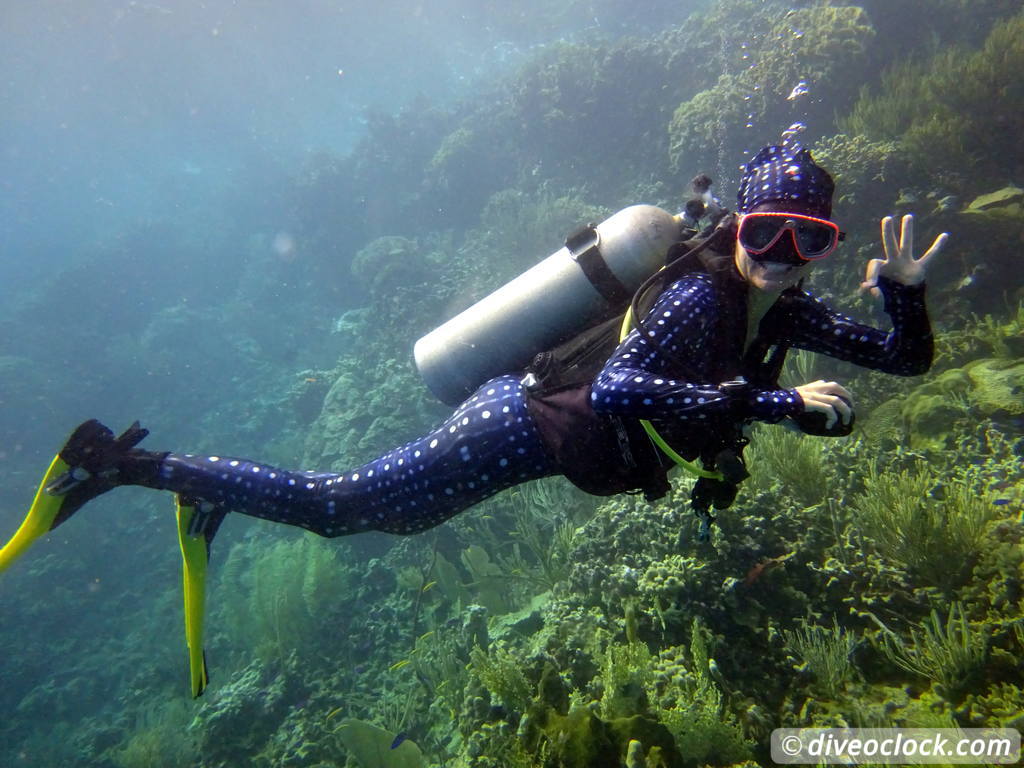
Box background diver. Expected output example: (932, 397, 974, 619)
(0, 144, 947, 693)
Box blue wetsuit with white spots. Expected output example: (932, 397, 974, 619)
(145, 273, 929, 536)
(155, 376, 553, 536)
(591, 273, 931, 425)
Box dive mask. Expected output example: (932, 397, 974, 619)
(738, 212, 844, 263)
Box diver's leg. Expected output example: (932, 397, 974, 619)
(145, 375, 553, 536)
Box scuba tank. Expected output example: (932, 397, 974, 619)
(414, 205, 684, 406)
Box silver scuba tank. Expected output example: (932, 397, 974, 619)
(414, 204, 684, 406)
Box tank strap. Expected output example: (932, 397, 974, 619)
(565, 224, 631, 306)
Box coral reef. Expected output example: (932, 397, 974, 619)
(839, 9, 1024, 187)
(3, 1, 1024, 767)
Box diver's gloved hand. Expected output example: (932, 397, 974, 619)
(860, 213, 948, 298)
(46, 419, 161, 528)
(793, 380, 854, 434)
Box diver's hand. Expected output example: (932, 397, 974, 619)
(794, 380, 853, 430)
(860, 214, 948, 297)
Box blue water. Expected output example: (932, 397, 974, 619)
(2, 1, 1020, 766)
(0, 2, 706, 765)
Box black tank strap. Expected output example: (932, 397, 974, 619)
(565, 224, 631, 306)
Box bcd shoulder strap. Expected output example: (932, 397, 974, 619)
(524, 227, 738, 394)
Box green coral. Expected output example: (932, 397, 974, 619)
(600, 639, 655, 719)
(852, 467, 998, 593)
(218, 535, 354, 665)
(669, 4, 875, 183)
(963, 358, 1024, 416)
(349, 236, 430, 297)
(894, 353, 1024, 449)
(840, 9, 1024, 180)
(745, 425, 830, 508)
(936, 303, 1024, 367)
(811, 133, 907, 214)
(667, 73, 750, 178)
(469, 644, 534, 714)
(502, 477, 584, 591)
(748, 5, 876, 103)
(655, 619, 752, 766)
(783, 618, 858, 698)
(109, 700, 198, 768)
(881, 603, 989, 704)
(470, 188, 611, 282)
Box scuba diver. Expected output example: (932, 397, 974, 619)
(0, 144, 946, 695)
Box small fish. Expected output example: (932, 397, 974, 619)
(391, 732, 408, 749)
(993, 499, 1011, 506)
(421, 580, 437, 592)
(325, 706, 343, 720)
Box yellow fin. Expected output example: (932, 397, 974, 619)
(176, 496, 209, 697)
(0, 455, 71, 574)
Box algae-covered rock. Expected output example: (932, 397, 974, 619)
(963, 358, 1024, 415)
(528, 706, 688, 768)
(350, 236, 430, 296)
(962, 185, 1024, 219)
(902, 392, 967, 450)
(897, 359, 1024, 448)
(335, 719, 425, 768)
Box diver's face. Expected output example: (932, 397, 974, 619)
(734, 201, 821, 294)
(735, 242, 811, 293)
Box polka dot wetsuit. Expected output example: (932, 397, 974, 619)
(152, 377, 554, 536)
(145, 273, 930, 536)
(590, 272, 931, 425)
